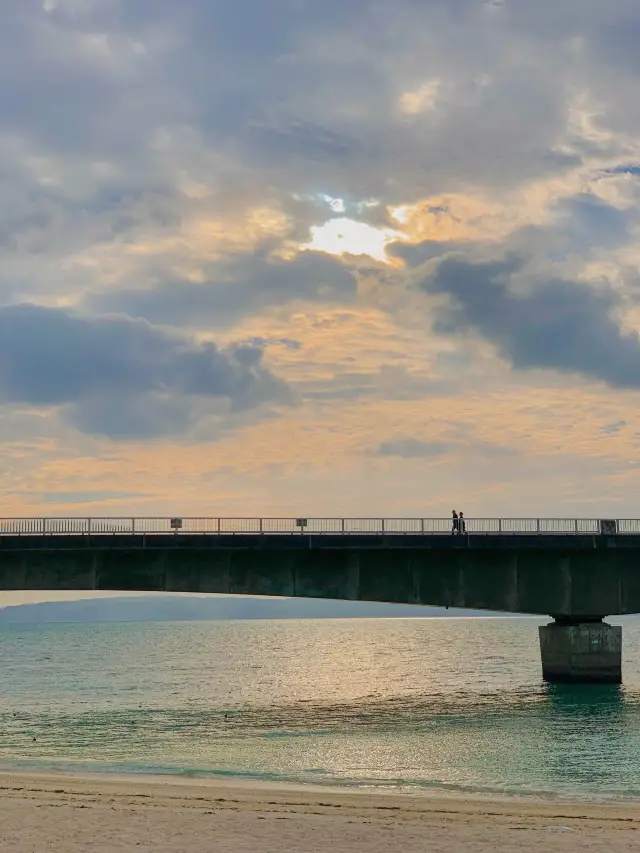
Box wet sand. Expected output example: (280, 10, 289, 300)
(1, 771, 638, 852)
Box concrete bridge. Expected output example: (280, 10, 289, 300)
(1, 515, 639, 684)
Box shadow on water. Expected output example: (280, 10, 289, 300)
(544, 683, 624, 713)
(538, 684, 639, 792)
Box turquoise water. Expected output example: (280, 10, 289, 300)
(1, 616, 640, 799)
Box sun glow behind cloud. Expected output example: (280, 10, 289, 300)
(304, 218, 405, 264)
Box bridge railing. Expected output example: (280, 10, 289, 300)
(0, 517, 635, 535)
(617, 519, 640, 534)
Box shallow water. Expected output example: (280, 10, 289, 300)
(1, 616, 640, 799)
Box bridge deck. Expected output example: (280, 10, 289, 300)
(1, 532, 640, 551)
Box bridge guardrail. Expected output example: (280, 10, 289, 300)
(0, 517, 634, 536)
(617, 519, 640, 534)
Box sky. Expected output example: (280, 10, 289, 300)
(2, 0, 640, 522)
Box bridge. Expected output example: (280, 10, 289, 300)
(1, 515, 638, 684)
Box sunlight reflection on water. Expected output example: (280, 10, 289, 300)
(1, 617, 640, 798)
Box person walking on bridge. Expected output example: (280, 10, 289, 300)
(452, 510, 459, 534)
(459, 511, 466, 534)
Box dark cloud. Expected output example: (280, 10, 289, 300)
(602, 420, 627, 435)
(588, 18, 640, 73)
(387, 239, 455, 267)
(0, 304, 289, 437)
(376, 434, 519, 460)
(377, 438, 450, 458)
(2, 0, 639, 245)
(38, 489, 154, 505)
(0, 4, 174, 157)
(88, 249, 358, 328)
(422, 254, 640, 388)
(555, 194, 630, 249)
(0, 0, 591, 208)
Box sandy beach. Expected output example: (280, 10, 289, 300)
(0, 772, 638, 852)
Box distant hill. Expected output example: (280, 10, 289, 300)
(0, 595, 512, 624)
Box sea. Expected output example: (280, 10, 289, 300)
(2, 616, 640, 801)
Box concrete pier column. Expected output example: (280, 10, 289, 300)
(539, 618, 622, 684)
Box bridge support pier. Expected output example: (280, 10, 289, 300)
(539, 618, 621, 683)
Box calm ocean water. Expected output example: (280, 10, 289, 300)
(1, 616, 640, 800)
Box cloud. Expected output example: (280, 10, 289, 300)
(421, 253, 640, 389)
(88, 249, 359, 328)
(0, 304, 289, 437)
(0, 0, 592, 222)
(375, 431, 520, 461)
(553, 193, 631, 251)
(38, 489, 155, 505)
(2, 0, 639, 317)
(602, 419, 627, 435)
(4, 0, 640, 516)
(389, 239, 455, 268)
(377, 438, 450, 458)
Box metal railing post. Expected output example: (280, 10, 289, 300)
(341, 518, 345, 534)
(536, 518, 540, 533)
(498, 519, 502, 533)
(381, 518, 385, 534)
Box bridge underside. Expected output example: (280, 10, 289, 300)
(0, 533, 637, 683)
(1, 533, 639, 615)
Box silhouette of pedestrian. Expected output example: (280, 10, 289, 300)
(452, 510, 459, 535)
(459, 512, 466, 534)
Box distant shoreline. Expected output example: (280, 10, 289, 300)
(0, 614, 536, 625)
(0, 593, 532, 623)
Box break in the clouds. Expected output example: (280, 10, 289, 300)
(2, 0, 640, 514)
